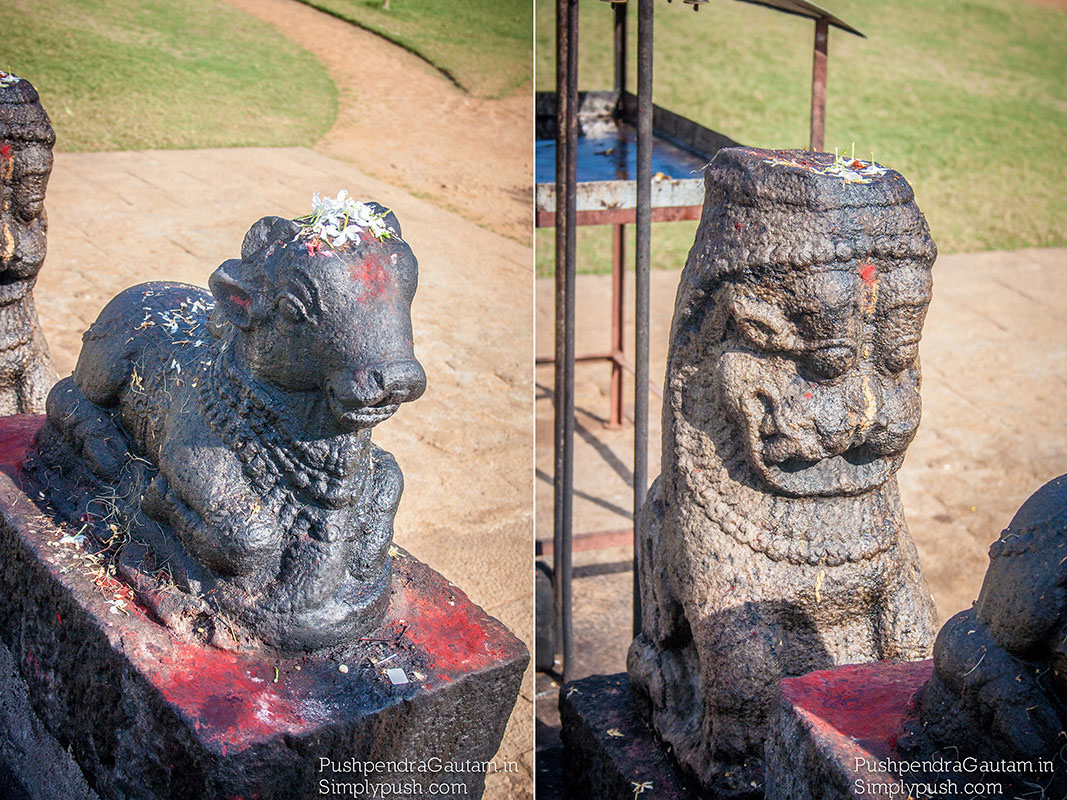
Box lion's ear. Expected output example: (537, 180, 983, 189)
(209, 259, 256, 330)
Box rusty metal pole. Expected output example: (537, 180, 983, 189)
(609, 225, 625, 429)
(607, 0, 628, 430)
(810, 16, 828, 151)
(633, 0, 653, 638)
(553, 0, 579, 680)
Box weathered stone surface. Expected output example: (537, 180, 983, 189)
(764, 475, 1067, 800)
(763, 660, 933, 800)
(30, 203, 426, 652)
(0, 633, 100, 800)
(0, 72, 59, 414)
(0, 415, 527, 799)
(897, 474, 1067, 798)
(560, 673, 696, 800)
(628, 147, 938, 797)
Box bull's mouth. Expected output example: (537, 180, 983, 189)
(333, 401, 400, 431)
(757, 446, 904, 497)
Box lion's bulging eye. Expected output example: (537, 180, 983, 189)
(279, 295, 308, 323)
(882, 342, 919, 373)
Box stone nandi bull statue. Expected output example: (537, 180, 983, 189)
(898, 474, 1067, 798)
(33, 195, 425, 652)
(628, 148, 939, 798)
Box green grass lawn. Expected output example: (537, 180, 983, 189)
(535, 0, 1067, 275)
(295, 0, 533, 98)
(0, 0, 336, 151)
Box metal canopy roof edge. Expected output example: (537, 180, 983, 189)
(732, 0, 865, 37)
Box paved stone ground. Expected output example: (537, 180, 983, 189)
(533, 247, 1067, 793)
(222, 0, 533, 244)
(34, 146, 533, 798)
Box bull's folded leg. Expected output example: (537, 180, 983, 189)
(42, 377, 127, 480)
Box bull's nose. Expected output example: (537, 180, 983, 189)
(334, 359, 426, 408)
(374, 358, 426, 404)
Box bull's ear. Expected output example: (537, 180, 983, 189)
(241, 216, 298, 261)
(209, 259, 255, 330)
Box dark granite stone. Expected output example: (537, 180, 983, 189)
(897, 474, 1067, 799)
(0, 72, 59, 414)
(30, 210, 426, 653)
(763, 475, 1067, 800)
(763, 660, 933, 800)
(0, 633, 99, 800)
(560, 673, 696, 800)
(629, 147, 939, 798)
(0, 415, 527, 800)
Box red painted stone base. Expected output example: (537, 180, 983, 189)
(764, 660, 934, 800)
(0, 416, 528, 800)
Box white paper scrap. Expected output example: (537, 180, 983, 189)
(386, 668, 409, 686)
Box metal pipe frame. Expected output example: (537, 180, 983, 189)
(607, 0, 628, 431)
(553, 0, 579, 682)
(537, 528, 634, 558)
(633, 0, 653, 638)
(810, 16, 829, 151)
(534, 204, 701, 228)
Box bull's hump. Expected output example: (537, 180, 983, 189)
(82, 282, 217, 381)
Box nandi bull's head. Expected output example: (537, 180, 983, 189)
(208, 208, 426, 432)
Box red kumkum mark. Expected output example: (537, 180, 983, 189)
(400, 594, 508, 673)
(229, 294, 250, 310)
(349, 253, 391, 301)
(305, 240, 323, 257)
(858, 262, 877, 284)
(153, 642, 313, 750)
(0, 144, 12, 160)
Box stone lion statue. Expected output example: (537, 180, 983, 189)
(628, 147, 939, 798)
(0, 72, 58, 413)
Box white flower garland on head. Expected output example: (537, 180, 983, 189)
(0, 71, 21, 87)
(295, 190, 397, 250)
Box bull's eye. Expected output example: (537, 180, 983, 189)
(279, 295, 307, 323)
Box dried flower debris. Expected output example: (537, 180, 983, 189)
(763, 144, 888, 184)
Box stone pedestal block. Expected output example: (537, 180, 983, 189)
(0, 415, 527, 800)
(560, 673, 697, 800)
(763, 660, 933, 800)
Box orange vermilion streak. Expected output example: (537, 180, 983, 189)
(858, 261, 879, 317)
